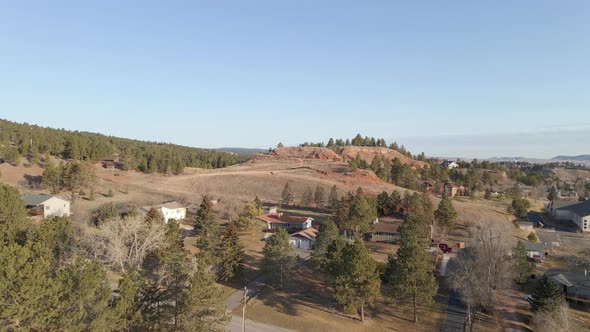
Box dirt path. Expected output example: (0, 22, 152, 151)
(496, 288, 533, 332)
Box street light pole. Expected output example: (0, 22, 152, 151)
(242, 286, 247, 332)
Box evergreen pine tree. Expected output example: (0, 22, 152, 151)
(0, 184, 28, 244)
(281, 182, 294, 206)
(311, 220, 339, 270)
(301, 187, 314, 207)
(217, 222, 244, 281)
(387, 216, 438, 323)
(512, 241, 534, 284)
(179, 260, 230, 331)
(314, 185, 326, 208)
(158, 221, 191, 329)
(328, 185, 339, 211)
(261, 228, 297, 289)
(529, 275, 564, 313)
(332, 240, 381, 322)
(434, 193, 457, 238)
(547, 186, 558, 201)
(41, 160, 61, 193)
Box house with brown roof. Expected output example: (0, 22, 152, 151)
(258, 213, 313, 231)
(289, 227, 318, 250)
(368, 221, 400, 243)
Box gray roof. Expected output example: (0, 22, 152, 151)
(552, 200, 581, 209)
(524, 242, 546, 252)
(21, 193, 56, 206)
(559, 200, 590, 217)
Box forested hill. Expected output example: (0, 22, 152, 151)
(0, 119, 244, 173)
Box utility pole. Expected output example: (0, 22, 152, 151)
(242, 286, 247, 332)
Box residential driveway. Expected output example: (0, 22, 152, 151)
(529, 212, 590, 251)
(225, 248, 311, 312)
(226, 315, 294, 332)
(442, 289, 465, 332)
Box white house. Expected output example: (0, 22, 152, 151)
(440, 160, 460, 170)
(289, 227, 318, 250)
(258, 213, 313, 231)
(141, 201, 187, 223)
(524, 242, 546, 260)
(22, 193, 71, 218)
(548, 200, 590, 233)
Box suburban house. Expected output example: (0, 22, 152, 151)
(524, 242, 545, 261)
(141, 201, 187, 222)
(368, 221, 399, 243)
(546, 200, 590, 233)
(443, 182, 466, 197)
(258, 213, 313, 231)
(545, 200, 579, 219)
(545, 269, 590, 299)
(22, 193, 71, 218)
(289, 227, 318, 250)
(440, 160, 460, 170)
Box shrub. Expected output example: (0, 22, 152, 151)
(527, 232, 538, 242)
(107, 189, 115, 197)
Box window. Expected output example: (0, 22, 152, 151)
(45, 206, 50, 210)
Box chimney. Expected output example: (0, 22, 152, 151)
(279, 212, 283, 218)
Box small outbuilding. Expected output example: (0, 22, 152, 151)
(524, 242, 546, 261)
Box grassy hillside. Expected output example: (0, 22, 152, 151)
(0, 118, 245, 173)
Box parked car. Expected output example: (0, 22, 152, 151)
(438, 243, 453, 253)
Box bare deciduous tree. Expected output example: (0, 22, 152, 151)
(85, 216, 167, 272)
(447, 221, 513, 331)
(531, 301, 571, 332)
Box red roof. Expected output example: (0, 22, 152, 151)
(258, 213, 311, 225)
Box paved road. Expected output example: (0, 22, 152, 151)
(530, 212, 590, 251)
(224, 249, 311, 312)
(442, 290, 465, 332)
(225, 315, 294, 332)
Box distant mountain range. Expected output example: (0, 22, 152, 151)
(552, 155, 590, 161)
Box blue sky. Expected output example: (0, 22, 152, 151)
(1, 1, 589, 158)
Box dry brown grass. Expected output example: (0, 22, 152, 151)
(235, 266, 446, 332)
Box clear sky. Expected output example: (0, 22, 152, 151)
(1, 1, 589, 158)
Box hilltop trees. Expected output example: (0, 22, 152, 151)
(331, 240, 381, 322)
(261, 228, 297, 289)
(0, 119, 242, 174)
(386, 215, 438, 323)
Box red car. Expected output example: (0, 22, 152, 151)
(438, 243, 453, 253)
